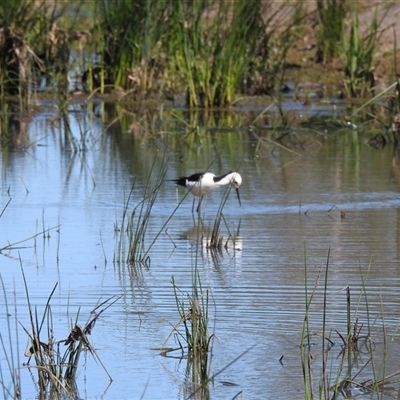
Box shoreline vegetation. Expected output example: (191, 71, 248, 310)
(0, 1, 399, 108)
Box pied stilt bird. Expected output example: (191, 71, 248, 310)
(171, 171, 242, 213)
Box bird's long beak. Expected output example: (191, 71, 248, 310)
(236, 188, 241, 207)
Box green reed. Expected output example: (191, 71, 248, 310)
(315, 0, 348, 64)
(162, 262, 211, 357)
(0, 0, 36, 101)
(0, 0, 394, 110)
(206, 181, 241, 250)
(169, 274, 211, 357)
(159, 207, 216, 397)
(115, 154, 167, 264)
(19, 263, 117, 398)
(301, 249, 400, 399)
(170, 0, 267, 107)
(0, 275, 20, 399)
(339, 7, 384, 98)
(164, 271, 212, 399)
(0, 0, 79, 102)
(95, 0, 170, 93)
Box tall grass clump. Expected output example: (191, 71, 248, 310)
(19, 267, 117, 399)
(170, 273, 211, 358)
(94, 1, 300, 104)
(170, 0, 266, 107)
(315, 0, 348, 64)
(0, 0, 83, 101)
(0, 0, 43, 97)
(339, 7, 385, 97)
(116, 155, 167, 265)
(161, 270, 212, 399)
(94, 0, 171, 94)
(205, 182, 241, 251)
(301, 250, 400, 399)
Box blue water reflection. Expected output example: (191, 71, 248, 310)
(0, 105, 400, 399)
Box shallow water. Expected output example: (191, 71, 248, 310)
(1, 102, 400, 399)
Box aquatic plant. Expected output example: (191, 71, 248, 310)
(349, 81, 398, 124)
(94, 0, 300, 104)
(158, 202, 216, 395)
(0, 275, 20, 399)
(115, 155, 167, 264)
(162, 273, 212, 397)
(159, 186, 245, 396)
(0, 0, 43, 98)
(206, 183, 241, 250)
(18, 264, 117, 399)
(300, 249, 400, 399)
(339, 7, 385, 98)
(0, 225, 59, 255)
(0, 0, 83, 101)
(0, 0, 396, 111)
(315, 0, 348, 64)
(94, 0, 170, 94)
(170, 0, 268, 107)
(159, 208, 244, 398)
(172, 274, 211, 354)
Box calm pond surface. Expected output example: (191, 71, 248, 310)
(1, 99, 400, 399)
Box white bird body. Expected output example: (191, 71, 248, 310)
(172, 171, 242, 212)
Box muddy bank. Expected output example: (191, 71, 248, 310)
(284, 1, 400, 89)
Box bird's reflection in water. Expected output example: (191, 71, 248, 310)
(180, 224, 242, 256)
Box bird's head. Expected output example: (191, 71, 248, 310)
(230, 172, 242, 189)
(230, 172, 242, 207)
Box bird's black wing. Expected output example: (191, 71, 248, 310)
(172, 172, 204, 187)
